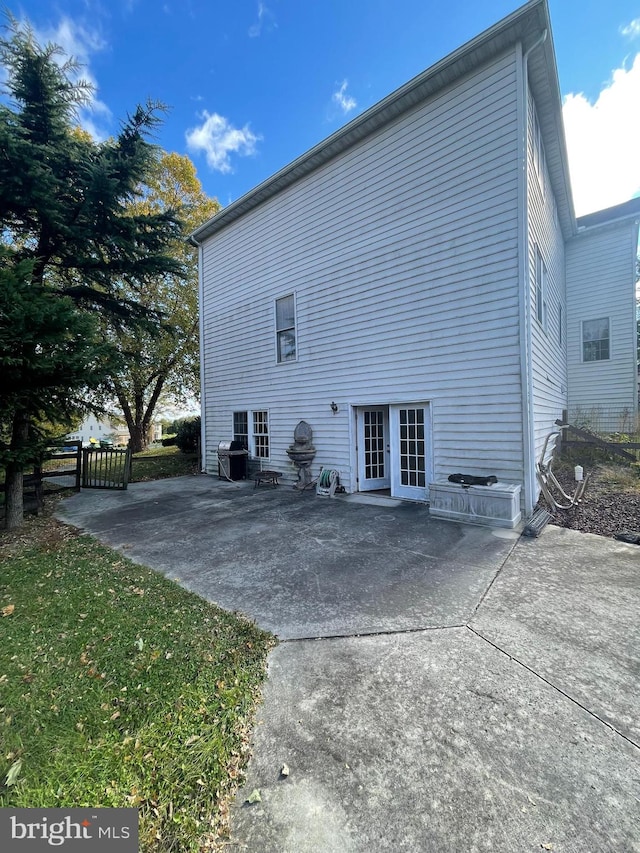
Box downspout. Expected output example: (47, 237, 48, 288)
(517, 28, 548, 517)
(194, 240, 207, 473)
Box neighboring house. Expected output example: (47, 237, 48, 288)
(92, 415, 162, 445)
(66, 416, 163, 447)
(190, 0, 640, 524)
(65, 415, 118, 447)
(566, 199, 640, 434)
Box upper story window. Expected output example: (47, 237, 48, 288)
(582, 318, 610, 362)
(275, 294, 296, 363)
(535, 247, 547, 330)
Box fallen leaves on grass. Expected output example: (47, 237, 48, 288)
(4, 759, 22, 786)
(0, 512, 275, 852)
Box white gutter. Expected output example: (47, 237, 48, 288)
(197, 244, 207, 472)
(518, 28, 548, 517)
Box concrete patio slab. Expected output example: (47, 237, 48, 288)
(471, 524, 640, 745)
(55, 477, 640, 852)
(231, 629, 640, 853)
(56, 476, 516, 640)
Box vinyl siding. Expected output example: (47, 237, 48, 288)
(526, 92, 567, 473)
(565, 221, 638, 427)
(200, 51, 523, 490)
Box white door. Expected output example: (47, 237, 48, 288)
(389, 404, 430, 500)
(357, 407, 390, 491)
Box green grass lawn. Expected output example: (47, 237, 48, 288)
(131, 445, 199, 482)
(0, 512, 274, 851)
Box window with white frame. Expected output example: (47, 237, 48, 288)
(275, 294, 296, 363)
(582, 318, 610, 362)
(252, 410, 269, 458)
(535, 247, 547, 329)
(233, 411, 249, 450)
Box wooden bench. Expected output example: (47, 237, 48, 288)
(254, 470, 283, 488)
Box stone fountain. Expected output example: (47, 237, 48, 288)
(286, 420, 316, 490)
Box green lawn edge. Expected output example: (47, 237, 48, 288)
(0, 516, 274, 851)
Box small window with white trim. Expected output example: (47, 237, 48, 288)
(252, 410, 269, 458)
(275, 294, 296, 362)
(582, 318, 610, 362)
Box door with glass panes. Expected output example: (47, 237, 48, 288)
(389, 404, 430, 500)
(356, 407, 390, 491)
(356, 404, 430, 500)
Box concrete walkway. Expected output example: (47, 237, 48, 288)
(57, 476, 640, 853)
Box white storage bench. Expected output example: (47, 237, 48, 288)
(429, 480, 522, 529)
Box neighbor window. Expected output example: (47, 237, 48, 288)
(252, 410, 269, 458)
(275, 294, 296, 362)
(535, 247, 547, 329)
(233, 411, 248, 450)
(582, 318, 610, 362)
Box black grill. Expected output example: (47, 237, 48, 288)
(217, 440, 248, 481)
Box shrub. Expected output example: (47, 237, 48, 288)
(161, 435, 177, 447)
(175, 417, 200, 454)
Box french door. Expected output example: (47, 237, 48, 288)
(356, 407, 390, 490)
(389, 404, 430, 500)
(356, 404, 430, 500)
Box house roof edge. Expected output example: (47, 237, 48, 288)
(190, 0, 550, 245)
(575, 197, 640, 232)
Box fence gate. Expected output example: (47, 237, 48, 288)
(82, 447, 132, 490)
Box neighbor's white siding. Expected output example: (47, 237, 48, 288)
(566, 221, 639, 430)
(200, 51, 524, 488)
(526, 91, 567, 471)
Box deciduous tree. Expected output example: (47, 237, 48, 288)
(102, 152, 219, 452)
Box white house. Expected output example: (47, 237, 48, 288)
(190, 0, 639, 525)
(566, 199, 640, 433)
(65, 415, 163, 447)
(65, 415, 118, 447)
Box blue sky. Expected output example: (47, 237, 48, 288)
(6, 0, 640, 216)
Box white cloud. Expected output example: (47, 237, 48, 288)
(332, 80, 357, 115)
(249, 2, 276, 38)
(185, 112, 261, 173)
(620, 18, 640, 39)
(562, 54, 640, 216)
(31, 16, 112, 139)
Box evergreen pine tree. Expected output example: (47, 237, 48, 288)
(0, 18, 185, 528)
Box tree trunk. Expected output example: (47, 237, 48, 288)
(4, 413, 30, 530)
(113, 374, 167, 455)
(128, 423, 147, 455)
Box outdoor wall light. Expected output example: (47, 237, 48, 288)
(330, 401, 339, 414)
